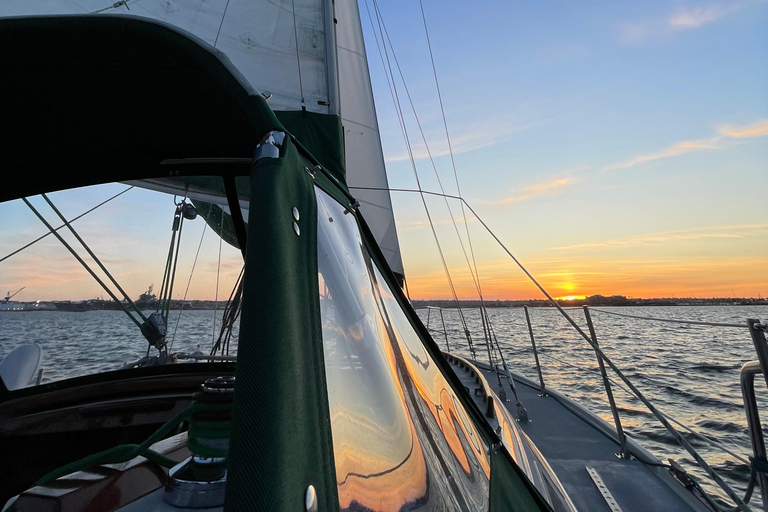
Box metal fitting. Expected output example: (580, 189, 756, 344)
(253, 131, 286, 161)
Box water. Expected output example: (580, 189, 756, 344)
(1, 305, 766, 506)
(417, 305, 768, 506)
(0, 309, 239, 383)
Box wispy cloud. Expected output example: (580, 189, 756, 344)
(669, 4, 737, 28)
(384, 118, 537, 163)
(719, 119, 768, 138)
(549, 223, 768, 251)
(604, 119, 768, 171)
(620, 1, 763, 44)
(397, 214, 475, 232)
(481, 177, 574, 205)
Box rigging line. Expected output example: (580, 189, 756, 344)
(458, 201, 752, 510)
(164, 214, 185, 321)
(417, 0, 485, 306)
(170, 223, 207, 351)
(347, 184, 752, 508)
(40, 193, 148, 322)
(21, 198, 142, 329)
(93, 0, 131, 13)
(536, 351, 750, 465)
(590, 308, 747, 329)
(364, 0, 402, 130)
(371, 1, 470, 319)
(0, 186, 133, 264)
(157, 212, 179, 316)
(372, 0, 475, 359)
(213, 213, 223, 349)
(373, 1, 484, 305)
(214, 0, 232, 47)
(290, 0, 306, 105)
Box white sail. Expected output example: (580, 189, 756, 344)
(3, 0, 404, 276)
(335, 0, 404, 277)
(4, 0, 330, 112)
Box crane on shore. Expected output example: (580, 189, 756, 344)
(4, 287, 25, 303)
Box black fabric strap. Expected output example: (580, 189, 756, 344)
(224, 175, 248, 259)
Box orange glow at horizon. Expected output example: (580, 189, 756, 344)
(402, 254, 768, 301)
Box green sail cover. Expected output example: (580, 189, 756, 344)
(225, 137, 339, 512)
(180, 111, 345, 249)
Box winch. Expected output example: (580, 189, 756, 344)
(164, 376, 235, 509)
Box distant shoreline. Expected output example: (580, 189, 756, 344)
(3, 295, 766, 312)
(413, 296, 768, 309)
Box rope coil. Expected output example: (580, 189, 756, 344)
(34, 395, 233, 487)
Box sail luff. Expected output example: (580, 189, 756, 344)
(323, 0, 341, 115)
(335, 0, 405, 278)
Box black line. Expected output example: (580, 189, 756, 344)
(223, 176, 247, 259)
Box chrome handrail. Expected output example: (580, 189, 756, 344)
(740, 360, 768, 511)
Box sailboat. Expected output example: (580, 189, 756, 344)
(0, 2, 764, 512)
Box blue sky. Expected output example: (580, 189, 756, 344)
(363, 0, 768, 298)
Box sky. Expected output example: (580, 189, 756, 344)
(0, 0, 766, 302)
(364, 0, 768, 300)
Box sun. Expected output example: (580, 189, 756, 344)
(557, 295, 586, 301)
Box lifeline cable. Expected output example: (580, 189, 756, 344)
(22, 197, 143, 329)
(40, 193, 148, 322)
(347, 184, 752, 510)
(0, 186, 133, 264)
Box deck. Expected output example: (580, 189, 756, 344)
(446, 355, 714, 512)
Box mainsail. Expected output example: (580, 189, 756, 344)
(5, 0, 404, 277)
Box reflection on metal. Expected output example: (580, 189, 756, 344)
(305, 165, 321, 178)
(741, 361, 768, 511)
(293, 222, 300, 236)
(305, 484, 318, 512)
(583, 306, 628, 459)
(253, 130, 285, 161)
(586, 467, 623, 512)
(316, 189, 490, 512)
(747, 319, 768, 390)
(164, 377, 234, 508)
(292, 207, 300, 221)
(164, 457, 227, 508)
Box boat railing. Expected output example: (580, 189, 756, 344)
(416, 306, 451, 352)
(742, 319, 768, 511)
(435, 304, 767, 511)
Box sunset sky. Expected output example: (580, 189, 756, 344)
(0, 0, 766, 302)
(367, 0, 768, 300)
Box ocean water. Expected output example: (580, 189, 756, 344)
(1, 305, 767, 506)
(416, 305, 768, 506)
